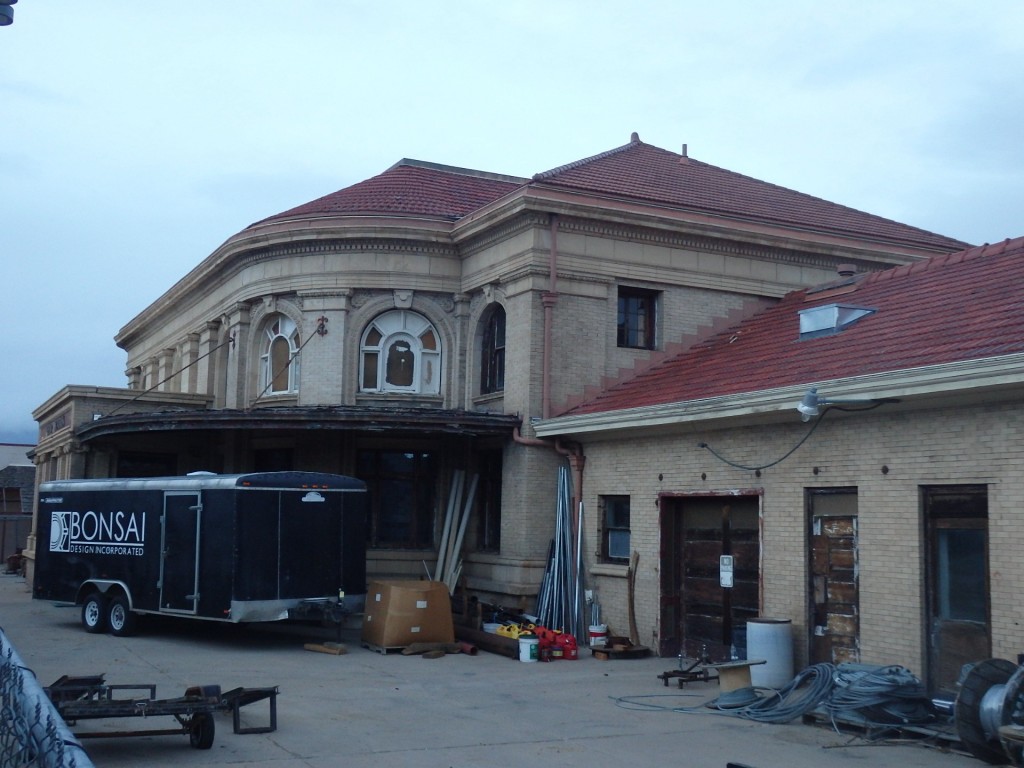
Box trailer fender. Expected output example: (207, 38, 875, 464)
(76, 580, 133, 609)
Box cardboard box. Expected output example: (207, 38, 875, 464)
(360, 580, 454, 649)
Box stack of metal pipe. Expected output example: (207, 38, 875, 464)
(535, 464, 587, 643)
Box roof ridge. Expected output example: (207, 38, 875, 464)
(389, 158, 529, 186)
(531, 132, 644, 181)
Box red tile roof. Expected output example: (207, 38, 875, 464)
(564, 236, 1024, 416)
(253, 161, 525, 225)
(250, 136, 969, 252)
(532, 137, 968, 251)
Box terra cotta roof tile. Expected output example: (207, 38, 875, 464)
(531, 136, 967, 251)
(250, 136, 970, 253)
(564, 236, 1024, 416)
(253, 161, 525, 224)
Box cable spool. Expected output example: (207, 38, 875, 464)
(955, 658, 1024, 765)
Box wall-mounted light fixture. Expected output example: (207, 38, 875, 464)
(699, 386, 901, 472)
(796, 387, 900, 422)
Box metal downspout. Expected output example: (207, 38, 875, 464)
(541, 214, 559, 420)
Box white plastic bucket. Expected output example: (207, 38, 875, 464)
(519, 637, 539, 662)
(746, 619, 793, 688)
(588, 624, 608, 647)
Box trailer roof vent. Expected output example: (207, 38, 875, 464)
(799, 303, 875, 339)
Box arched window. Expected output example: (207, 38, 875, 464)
(480, 305, 505, 395)
(360, 310, 441, 395)
(260, 315, 300, 394)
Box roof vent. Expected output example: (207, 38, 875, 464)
(836, 264, 857, 277)
(799, 303, 875, 339)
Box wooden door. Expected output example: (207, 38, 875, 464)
(808, 489, 859, 664)
(660, 497, 759, 660)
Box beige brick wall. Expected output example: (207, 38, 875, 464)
(578, 402, 1024, 677)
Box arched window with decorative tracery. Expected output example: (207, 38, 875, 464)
(260, 315, 300, 394)
(359, 310, 441, 395)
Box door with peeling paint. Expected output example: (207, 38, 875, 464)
(660, 496, 760, 660)
(808, 489, 859, 665)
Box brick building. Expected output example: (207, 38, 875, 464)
(538, 236, 1024, 696)
(28, 135, 968, 645)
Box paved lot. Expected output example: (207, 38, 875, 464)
(1, 573, 983, 768)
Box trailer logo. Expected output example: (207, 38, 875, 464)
(49, 510, 146, 556)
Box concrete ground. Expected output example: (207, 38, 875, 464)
(1, 574, 986, 768)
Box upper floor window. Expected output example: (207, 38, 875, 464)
(260, 315, 300, 394)
(480, 306, 506, 395)
(617, 287, 658, 350)
(360, 310, 441, 395)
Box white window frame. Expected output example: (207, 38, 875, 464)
(360, 310, 441, 395)
(260, 315, 300, 395)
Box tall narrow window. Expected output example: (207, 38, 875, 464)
(601, 495, 631, 562)
(360, 310, 441, 395)
(480, 306, 506, 395)
(617, 287, 658, 349)
(260, 316, 300, 394)
(475, 449, 503, 552)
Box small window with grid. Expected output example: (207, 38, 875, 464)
(601, 495, 631, 562)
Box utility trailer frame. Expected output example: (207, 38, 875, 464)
(45, 674, 278, 750)
(34, 471, 367, 635)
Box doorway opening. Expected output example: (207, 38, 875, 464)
(660, 494, 760, 659)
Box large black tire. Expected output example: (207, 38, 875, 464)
(81, 592, 108, 634)
(189, 712, 215, 749)
(107, 594, 138, 637)
(955, 658, 1017, 764)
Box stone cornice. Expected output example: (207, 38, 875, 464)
(552, 215, 881, 274)
(237, 237, 458, 264)
(456, 211, 547, 259)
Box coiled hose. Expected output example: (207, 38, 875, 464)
(731, 662, 837, 723)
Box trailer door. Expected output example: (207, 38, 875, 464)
(159, 492, 201, 613)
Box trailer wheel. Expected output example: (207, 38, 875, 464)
(107, 594, 137, 637)
(189, 712, 215, 749)
(81, 593, 108, 634)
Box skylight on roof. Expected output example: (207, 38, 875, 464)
(798, 303, 875, 339)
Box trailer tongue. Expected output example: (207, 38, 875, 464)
(45, 675, 278, 749)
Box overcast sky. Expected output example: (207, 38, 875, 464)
(2, 1, 1022, 445)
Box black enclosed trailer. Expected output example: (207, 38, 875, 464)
(33, 471, 366, 635)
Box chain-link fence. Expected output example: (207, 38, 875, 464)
(0, 627, 94, 768)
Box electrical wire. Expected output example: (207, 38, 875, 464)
(697, 409, 832, 471)
(252, 317, 327, 403)
(698, 396, 896, 472)
(734, 663, 837, 723)
(615, 662, 933, 736)
(825, 664, 932, 728)
(105, 335, 235, 418)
